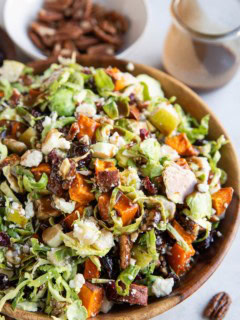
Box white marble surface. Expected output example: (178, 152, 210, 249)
(0, 0, 239, 319)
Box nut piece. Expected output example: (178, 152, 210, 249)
(203, 292, 232, 320)
(35, 197, 61, 220)
(42, 224, 63, 247)
(38, 9, 64, 22)
(119, 234, 132, 270)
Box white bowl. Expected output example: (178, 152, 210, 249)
(3, 0, 148, 60)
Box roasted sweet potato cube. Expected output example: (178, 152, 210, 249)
(69, 173, 94, 205)
(168, 242, 195, 276)
(84, 258, 100, 280)
(212, 187, 233, 216)
(77, 114, 99, 140)
(167, 220, 195, 275)
(166, 133, 197, 156)
(114, 192, 139, 226)
(78, 282, 104, 318)
(31, 163, 51, 180)
(95, 159, 119, 192)
(98, 193, 111, 221)
(106, 282, 148, 306)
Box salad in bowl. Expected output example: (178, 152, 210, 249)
(0, 57, 233, 319)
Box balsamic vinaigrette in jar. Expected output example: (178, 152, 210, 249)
(163, 0, 240, 90)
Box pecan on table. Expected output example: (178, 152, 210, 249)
(203, 292, 232, 320)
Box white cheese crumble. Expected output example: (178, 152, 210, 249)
(152, 277, 174, 298)
(109, 132, 126, 149)
(126, 62, 135, 72)
(100, 295, 114, 314)
(75, 102, 97, 118)
(25, 201, 35, 219)
(42, 111, 58, 127)
(20, 150, 43, 168)
(69, 273, 85, 293)
(53, 195, 75, 214)
(12, 202, 25, 216)
(41, 129, 71, 155)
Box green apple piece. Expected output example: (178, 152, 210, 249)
(148, 103, 180, 136)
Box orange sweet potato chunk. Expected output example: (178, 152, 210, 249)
(114, 192, 139, 226)
(77, 114, 100, 140)
(211, 187, 233, 216)
(84, 258, 100, 280)
(69, 173, 94, 205)
(79, 282, 104, 318)
(167, 220, 195, 275)
(31, 163, 51, 175)
(166, 133, 197, 156)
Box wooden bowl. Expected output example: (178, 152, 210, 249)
(0, 27, 17, 61)
(2, 56, 240, 320)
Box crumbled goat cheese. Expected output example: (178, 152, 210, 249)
(159, 145, 180, 161)
(93, 229, 114, 251)
(126, 62, 135, 72)
(73, 218, 100, 246)
(91, 142, 118, 159)
(21, 149, 43, 168)
(197, 183, 209, 193)
(41, 129, 71, 155)
(42, 112, 58, 127)
(53, 195, 75, 214)
(101, 295, 114, 313)
(152, 277, 174, 298)
(12, 202, 25, 216)
(163, 162, 197, 204)
(109, 132, 126, 149)
(75, 102, 97, 118)
(25, 201, 35, 219)
(69, 273, 85, 293)
(120, 167, 141, 190)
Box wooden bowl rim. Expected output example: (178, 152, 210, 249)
(2, 55, 240, 320)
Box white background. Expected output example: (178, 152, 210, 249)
(0, 0, 240, 319)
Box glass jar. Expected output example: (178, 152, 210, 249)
(163, 0, 240, 90)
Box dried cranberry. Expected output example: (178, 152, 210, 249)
(77, 152, 92, 169)
(48, 166, 65, 197)
(31, 108, 42, 118)
(142, 177, 157, 195)
(68, 142, 90, 158)
(194, 230, 217, 252)
(48, 149, 63, 165)
(101, 249, 120, 280)
(0, 232, 10, 247)
(129, 93, 136, 104)
(139, 128, 149, 141)
(59, 124, 71, 136)
(0, 273, 9, 290)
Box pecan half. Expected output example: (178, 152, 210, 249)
(28, 30, 45, 50)
(87, 44, 115, 56)
(204, 292, 232, 320)
(93, 25, 122, 46)
(119, 235, 132, 270)
(75, 36, 99, 51)
(44, 0, 73, 12)
(38, 9, 64, 22)
(30, 22, 56, 38)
